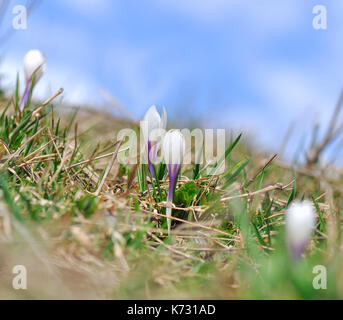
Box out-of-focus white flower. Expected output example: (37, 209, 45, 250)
(24, 49, 46, 84)
(21, 50, 47, 111)
(162, 129, 185, 235)
(142, 105, 167, 177)
(285, 200, 316, 260)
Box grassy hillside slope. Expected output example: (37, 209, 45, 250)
(0, 87, 342, 299)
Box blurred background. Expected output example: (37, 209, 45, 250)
(0, 0, 343, 162)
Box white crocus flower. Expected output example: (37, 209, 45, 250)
(24, 50, 47, 83)
(162, 129, 185, 235)
(142, 105, 167, 178)
(20, 50, 47, 110)
(285, 200, 316, 260)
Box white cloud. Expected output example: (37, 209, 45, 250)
(103, 44, 173, 114)
(153, 0, 307, 33)
(258, 67, 330, 112)
(152, 0, 235, 21)
(58, 0, 114, 18)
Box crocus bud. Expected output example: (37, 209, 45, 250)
(142, 105, 167, 178)
(24, 49, 46, 84)
(285, 200, 316, 260)
(20, 50, 47, 111)
(162, 129, 185, 234)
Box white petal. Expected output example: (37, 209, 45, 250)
(162, 130, 185, 165)
(161, 106, 167, 130)
(142, 105, 168, 149)
(143, 105, 162, 134)
(24, 50, 46, 83)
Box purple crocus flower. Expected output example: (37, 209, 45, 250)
(285, 200, 316, 261)
(143, 105, 167, 178)
(162, 130, 185, 235)
(20, 50, 47, 111)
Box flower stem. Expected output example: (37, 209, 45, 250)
(20, 79, 31, 111)
(166, 165, 178, 235)
(166, 206, 172, 235)
(147, 140, 154, 179)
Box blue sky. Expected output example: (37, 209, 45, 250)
(1, 0, 343, 160)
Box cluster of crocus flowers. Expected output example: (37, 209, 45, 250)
(285, 200, 316, 261)
(20, 50, 47, 111)
(162, 130, 185, 235)
(142, 105, 167, 178)
(142, 106, 185, 234)
(141, 104, 317, 245)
